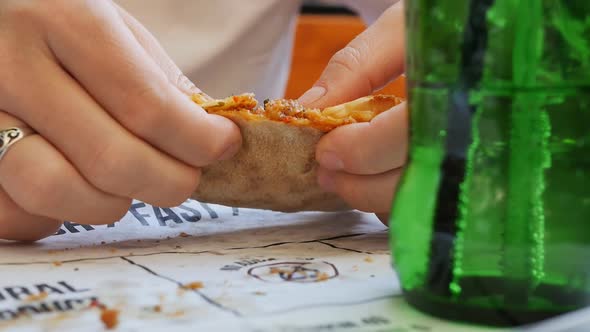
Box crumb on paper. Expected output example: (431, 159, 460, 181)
(253, 291, 266, 296)
(100, 308, 120, 330)
(179, 232, 190, 238)
(25, 292, 48, 302)
(316, 273, 330, 282)
(364, 256, 374, 263)
(52, 261, 63, 267)
(153, 305, 162, 313)
(169, 310, 185, 318)
(183, 282, 204, 290)
(352, 265, 359, 271)
(46, 312, 71, 326)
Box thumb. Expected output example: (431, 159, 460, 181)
(114, 4, 207, 97)
(298, 1, 405, 108)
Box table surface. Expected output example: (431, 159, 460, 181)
(0, 200, 577, 331)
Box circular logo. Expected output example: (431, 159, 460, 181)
(248, 261, 338, 283)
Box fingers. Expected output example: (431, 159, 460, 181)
(316, 102, 408, 175)
(113, 3, 201, 96)
(315, 103, 407, 218)
(0, 135, 132, 225)
(4, 58, 200, 207)
(317, 167, 402, 214)
(44, 1, 241, 166)
(0, 189, 61, 242)
(298, 2, 405, 108)
(307, 1, 408, 218)
(0, 112, 131, 225)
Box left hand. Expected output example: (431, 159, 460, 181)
(298, 2, 407, 223)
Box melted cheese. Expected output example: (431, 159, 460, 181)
(191, 93, 404, 132)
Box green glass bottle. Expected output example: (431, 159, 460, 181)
(390, 0, 590, 327)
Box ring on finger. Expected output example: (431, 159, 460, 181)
(0, 126, 35, 161)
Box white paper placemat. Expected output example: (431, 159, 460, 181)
(0, 200, 509, 331)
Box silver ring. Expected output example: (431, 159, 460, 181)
(0, 127, 35, 161)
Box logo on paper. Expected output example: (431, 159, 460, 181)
(248, 261, 338, 283)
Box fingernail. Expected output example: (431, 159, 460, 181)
(217, 143, 241, 161)
(318, 172, 336, 193)
(298, 86, 326, 106)
(318, 151, 344, 171)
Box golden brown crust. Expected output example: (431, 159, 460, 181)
(191, 117, 349, 212)
(190, 93, 405, 212)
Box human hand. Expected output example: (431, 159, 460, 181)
(0, 0, 241, 241)
(298, 2, 407, 223)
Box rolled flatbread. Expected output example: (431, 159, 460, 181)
(190, 92, 404, 212)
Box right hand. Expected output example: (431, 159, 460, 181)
(298, 2, 406, 224)
(0, 0, 242, 242)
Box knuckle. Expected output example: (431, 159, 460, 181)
(330, 45, 364, 74)
(118, 81, 169, 136)
(324, 40, 374, 92)
(84, 141, 133, 196)
(0, 43, 45, 107)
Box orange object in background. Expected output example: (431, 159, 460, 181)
(284, 15, 406, 100)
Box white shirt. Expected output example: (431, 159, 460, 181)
(116, 0, 396, 100)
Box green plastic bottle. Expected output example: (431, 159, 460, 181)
(390, 0, 590, 327)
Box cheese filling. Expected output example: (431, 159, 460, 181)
(191, 92, 404, 132)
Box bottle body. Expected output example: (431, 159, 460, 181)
(391, 0, 590, 326)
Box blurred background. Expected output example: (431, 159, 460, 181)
(284, 0, 406, 99)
